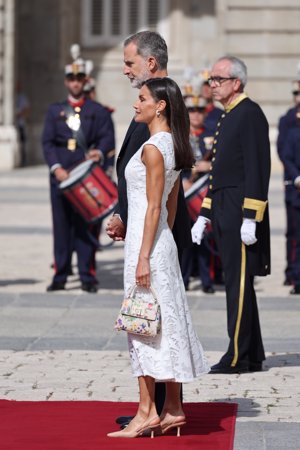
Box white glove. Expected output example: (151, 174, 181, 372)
(191, 216, 210, 245)
(240, 218, 257, 245)
(294, 175, 300, 189)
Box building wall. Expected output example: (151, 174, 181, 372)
(0, 0, 18, 170)
(79, 0, 224, 154)
(218, 0, 300, 152)
(13, 0, 300, 167)
(15, 0, 64, 165)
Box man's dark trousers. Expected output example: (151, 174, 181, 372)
(211, 187, 265, 367)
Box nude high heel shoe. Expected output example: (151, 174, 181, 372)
(107, 415, 161, 438)
(160, 415, 186, 437)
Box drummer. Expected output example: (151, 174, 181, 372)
(42, 46, 115, 293)
(181, 94, 216, 293)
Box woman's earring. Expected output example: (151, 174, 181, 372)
(156, 110, 160, 117)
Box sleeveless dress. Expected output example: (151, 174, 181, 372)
(124, 131, 210, 382)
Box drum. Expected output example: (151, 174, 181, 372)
(184, 174, 209, 222)
(59, 159, 118, 223)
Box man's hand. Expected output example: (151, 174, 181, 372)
(54, 167, 69, 182)
(240, 218, 257, 245)
(87, 149, 102, 163)
(191, 216, 210, 245)
(106, 214, 126, 241)
(194, 160, 211, 173)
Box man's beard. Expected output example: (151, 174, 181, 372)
(131, 68, 151, 89)
(68, 88, 84, 99)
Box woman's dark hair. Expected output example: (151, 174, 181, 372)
(142, 77, 194, 170)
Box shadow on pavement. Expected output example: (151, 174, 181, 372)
(264, 353, 300, 368)
(216, 398, 261, 418)
(0, 278, 40, 286)
(96, 257, 124, 289)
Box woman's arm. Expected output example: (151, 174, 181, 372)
(166, 176, 180, 230)
(136, 144, 164, 288)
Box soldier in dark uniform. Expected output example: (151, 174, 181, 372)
(277, 80, 300, 286)
(181, 95, 215, 293)
(201, 80, 223, 131)
(281, 105, 300, 294)
(106, 30, 191, 427)
(192, 56, 271, 374)
(42, 52, 115, 293)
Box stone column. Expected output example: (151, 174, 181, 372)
(0, 0, 19, 170)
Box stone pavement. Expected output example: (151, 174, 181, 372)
(0, 165, 299, 450)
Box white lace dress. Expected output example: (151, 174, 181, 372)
(124, 131, 210, 383)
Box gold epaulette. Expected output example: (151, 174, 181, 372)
(243, 198, 267, 222)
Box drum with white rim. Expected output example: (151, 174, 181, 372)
(184, 174, 209, 222)
(59, 159, 118, 223)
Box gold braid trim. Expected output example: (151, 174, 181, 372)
(231, 243, 246, 367)
(202, 197, 212, 210)
(243, 198, 268, 222)
(225, 93, 248, 113)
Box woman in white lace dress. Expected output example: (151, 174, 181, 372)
(108, 78, 210, 439)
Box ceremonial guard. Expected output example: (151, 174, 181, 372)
(277, 79, 300, 287)
(181, 94, 215, 293)
(281, 83, 300, 294)
(42, 45, 115, 292)
(200, 80, 223, 131)
(192, 56, 271, 374)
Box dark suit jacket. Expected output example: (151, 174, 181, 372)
(115, 119, 192, 253)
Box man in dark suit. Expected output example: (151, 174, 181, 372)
(192, 56, 271, 374)
(42, 54, 115, 293)
(106, 31, 191, 426)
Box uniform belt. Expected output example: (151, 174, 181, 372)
(284, 180, 293, 186)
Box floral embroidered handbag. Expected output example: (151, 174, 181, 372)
(114, 284, 161, 337)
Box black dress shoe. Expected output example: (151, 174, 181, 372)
(209, 361, 249, 374)
(81, 282, 98, 293)
(283, 279, 292, 286)
(290, 285, 300, 294)
(202, 285, 215, 294)
(46, 282, 65, 292)
(249, 361, 263, 372)
(115, 415, 134, 425)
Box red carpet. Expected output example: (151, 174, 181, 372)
(0, 400, 237, 450)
